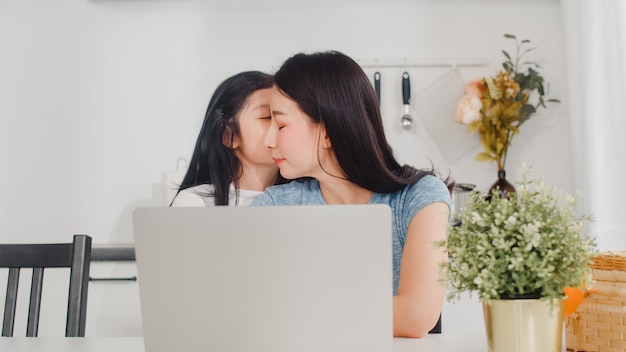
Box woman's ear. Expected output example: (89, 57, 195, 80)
(222, 126, 239, 149)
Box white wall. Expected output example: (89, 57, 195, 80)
(0, 0, 566, 336)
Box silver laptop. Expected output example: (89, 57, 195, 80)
(132, 205, 393, 352)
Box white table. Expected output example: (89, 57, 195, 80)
(0, 334, 488, 351)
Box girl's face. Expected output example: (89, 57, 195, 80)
(231, 88, 277, 171)
(265, 87, 330, 180)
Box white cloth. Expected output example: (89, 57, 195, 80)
(170, 184, 263, 207)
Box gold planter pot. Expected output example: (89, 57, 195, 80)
(482, 298, 564, 352)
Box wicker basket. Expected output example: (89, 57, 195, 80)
(566, 251, 626, 352)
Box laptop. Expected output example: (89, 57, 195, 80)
(132, 205, 393, 352)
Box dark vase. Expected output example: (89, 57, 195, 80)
(489, 170, 516, 199)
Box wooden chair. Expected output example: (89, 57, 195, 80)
(1, 234, 92, 337)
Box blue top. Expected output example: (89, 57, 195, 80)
(251, 175, 452, 295)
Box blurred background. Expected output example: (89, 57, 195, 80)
(0, 0, 623, 337)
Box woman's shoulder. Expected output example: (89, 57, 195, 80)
(253, 179, 321, 205)
(412, 174, 450, 194)
(387, 175, 452, 227)
(407, 174, 451, 202)
(265, 179, 316, 193)
(380, 174, 451, 208)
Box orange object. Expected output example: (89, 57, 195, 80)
(563, 286, 585, 316)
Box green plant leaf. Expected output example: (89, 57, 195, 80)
(538, 83, 545, 96)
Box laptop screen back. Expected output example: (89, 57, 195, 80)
(133, 205, 393, 352)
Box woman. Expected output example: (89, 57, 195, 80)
(171, 71, 281, 206)
(252, 51, 454, 337)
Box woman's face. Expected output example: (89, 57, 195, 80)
(231, 88, 277, 171)
(265, 87, 329, 180)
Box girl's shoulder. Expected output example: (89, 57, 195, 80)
(171, 184, 215, 207)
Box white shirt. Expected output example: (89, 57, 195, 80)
(170, 184, 263, 207)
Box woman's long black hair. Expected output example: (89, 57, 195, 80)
(173, 71, 275, 205)
(273, 51, 454, 194)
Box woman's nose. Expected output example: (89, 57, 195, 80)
(264, 119, 278, 149)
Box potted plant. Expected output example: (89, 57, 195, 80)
(436, 165, 596, 352)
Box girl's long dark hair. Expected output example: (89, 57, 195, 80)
(274, 51, 454, 194)
(173, 71, 275, 205)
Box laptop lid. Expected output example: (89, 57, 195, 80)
(132, 205, 393, 352)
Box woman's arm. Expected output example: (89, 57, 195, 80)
(393, 202, 449, 337)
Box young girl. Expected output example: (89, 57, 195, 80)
(252, 51, 454, 337)
(172, 71, 281, 206)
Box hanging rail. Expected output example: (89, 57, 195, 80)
(357, 58, 489, 69)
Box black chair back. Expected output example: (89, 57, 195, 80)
(0, 234, 91, 337)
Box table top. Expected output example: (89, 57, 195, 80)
(0, 334, 488, 352)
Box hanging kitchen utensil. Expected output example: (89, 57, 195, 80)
(400, 72, 413, 130)
(374, 71, 381, 104)
(414, 70, 480, 164)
